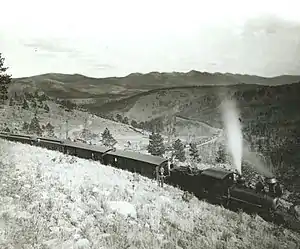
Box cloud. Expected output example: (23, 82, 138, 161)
(237, 14, 300, 75)
(91, 63, 114, 70)
(22, 38, 79, 54)
(242, 14, 300, 36)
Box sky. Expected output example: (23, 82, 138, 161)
(1, 0, 300, 78)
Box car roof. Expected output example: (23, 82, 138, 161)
(201, 167, 233, 180)
(106, 149, 168, 166)
(63, 140, 111, 154)
(39, 136, 64, 143)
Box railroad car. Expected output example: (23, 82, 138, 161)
(103, 149, 168, 178)
(63, 140, 111, 161)
(0, 131, 11, 136)
(37, 139, 66, 152)
(39, 136, 64, 144)
(0, 132, 31, 139)
(0, 133, 32, 144)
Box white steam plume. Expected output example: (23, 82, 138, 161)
(243, 141, 274, 178)
(221, 99, 243, 175)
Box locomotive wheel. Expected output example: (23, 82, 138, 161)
(273, 213, 286, 226)
(266, 209, 285, 226)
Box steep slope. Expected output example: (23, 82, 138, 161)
(0, 139, 299, 249)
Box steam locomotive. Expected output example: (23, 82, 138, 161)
(166, 166, 283, 221)
(0, 132, 297, 228)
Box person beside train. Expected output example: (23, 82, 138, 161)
(255, 177, 265, 193)
(269, 181, 283, 198)
(155, 165, 160, 183)
(156, 160, 173, 187)
(157, 165, 165, 187)
(274, 182, 283, 198)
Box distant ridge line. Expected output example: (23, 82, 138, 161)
(13, 70, 300, 81)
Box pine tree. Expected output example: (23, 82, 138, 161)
(34, 90, 39, 98)
(123, 116, 129, 124)
(101, 128, 117, 147)
(38, 93, 48, 102)
(38, 100, 44, 108)
(44, 104, 50, 112)
(45, 122, 55, 137)
(189, 142, 199, 160)
(31, 100, 37, 109)
(22, 122, 29, 131)
(216, 145, 226, 163)
(28, 114, 43, 136)
(9, 97, 14, 106)
(172, 139, 186, 162)
(22, 99, 29, 110)
(24, 92, 33, 101)
(147, 131, 165, 156)
(0, 53, 11, 105)
(116, 114, 123, 122)
(81, 127, 92, 140)
(131, 120, 138, 127)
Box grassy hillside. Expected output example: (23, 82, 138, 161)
(0, 100, 153, 154)
(0, 139, 299, 249)
(9, 71, 300, 199)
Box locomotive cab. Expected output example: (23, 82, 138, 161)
(198, 168, 281, 213)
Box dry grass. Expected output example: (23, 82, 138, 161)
(0, 140, 299, 249)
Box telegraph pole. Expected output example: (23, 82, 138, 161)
(66, 119, 69, 140)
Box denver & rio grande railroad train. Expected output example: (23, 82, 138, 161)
(0, 132, 298, 230)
